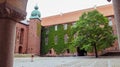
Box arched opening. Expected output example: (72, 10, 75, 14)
(67, 49, 70, 53)
(18, 46, 23, 54)
(49, 49, 52, 54)
(77, 47, 87, 56)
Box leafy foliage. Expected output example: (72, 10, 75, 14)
(41, 24, 75, 55)
(72, 10, 116, 53)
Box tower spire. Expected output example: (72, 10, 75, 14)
(30, 5, 41, 19)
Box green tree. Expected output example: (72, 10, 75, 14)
(71, 10, 116, 58)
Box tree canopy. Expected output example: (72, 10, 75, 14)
(71, 10, 116, 57)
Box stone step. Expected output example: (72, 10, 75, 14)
(101, 51, 120, 56)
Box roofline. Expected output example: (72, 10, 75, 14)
(42, 4, 112, 19)
(42, 21, 76, 27)
(18, 22, 29, 26)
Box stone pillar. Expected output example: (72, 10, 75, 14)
(113, 0, 120, 50)
(0, 20, 16, 67)
(0, 1, 27, 67)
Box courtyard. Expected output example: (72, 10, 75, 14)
(14, 56, 120, 67)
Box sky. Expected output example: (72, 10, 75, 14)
(26, 0, 112, 19)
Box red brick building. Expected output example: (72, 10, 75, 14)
(14, 5, 41, 55)
(14, 4, 119, 56)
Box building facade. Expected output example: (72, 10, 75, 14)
(14, 4, 119, 56)
(14, 5, 41, 55)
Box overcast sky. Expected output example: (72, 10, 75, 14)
(26, 0, 112, 19)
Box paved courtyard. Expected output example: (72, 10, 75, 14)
(14, 56, 120, 67)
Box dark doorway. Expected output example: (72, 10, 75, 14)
(77, 47, 87, 56)
(49, 49, 52, 54)
(67, 49, 70, 53)
(18, 46, 23, 54)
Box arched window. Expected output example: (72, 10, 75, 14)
(19, 28, 24, 44)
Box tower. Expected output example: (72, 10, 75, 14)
(27, 5, 41, 55)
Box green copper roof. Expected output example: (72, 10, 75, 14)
(30, 5, 41, 19)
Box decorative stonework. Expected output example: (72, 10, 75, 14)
(0, 3, 27, 21)
(107, 0, 111, 2)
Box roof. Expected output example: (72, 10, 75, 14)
(20, 20, 29, 25)
(41, 4, 114, 26)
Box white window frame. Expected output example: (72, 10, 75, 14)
(108, 17, 113, 26)
(45, 37, 48, 45)
(109, 20, 113, 26)
(64, 34, 68, 44)
(55, 25, 57, 31)
(54, 36, 58, 44)
(72, 22, 76, 26)
(64, 24, 68, 30)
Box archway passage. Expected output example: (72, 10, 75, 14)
(77, 47, 87, 56)
(18, 46, 23, 54)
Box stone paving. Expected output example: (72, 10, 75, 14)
(14, 56, 120, 67)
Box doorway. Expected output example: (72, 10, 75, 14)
(18, 46, 23, 54)
(77, 47, 87, 56)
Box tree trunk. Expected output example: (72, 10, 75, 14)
(93, 43, 98, 58)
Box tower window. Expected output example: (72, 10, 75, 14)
(19, 28, 24, 44)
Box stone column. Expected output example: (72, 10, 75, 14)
(0, 20, 16, 67)
(0, 1, 27, 67)
(112, 0, 120, 50)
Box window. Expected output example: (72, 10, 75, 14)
(64, 24, 67, 30)
(109, 20, 112, 26)
(108, 17, 113, 26)
(17, 31, 20, 39)
(54, 36, 58, 44)
(72, 22, 76, 26)
(74, 33, 77, 39)
(19, 28, 24, 44)
(16, 27, 19, 39)
(46, 28, 49, 34)
(55, 25, 57, 31)
(45, 37, 48, 45)
(64, 34, 68, 44)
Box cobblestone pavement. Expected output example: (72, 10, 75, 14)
(14, 56, 120, 67)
